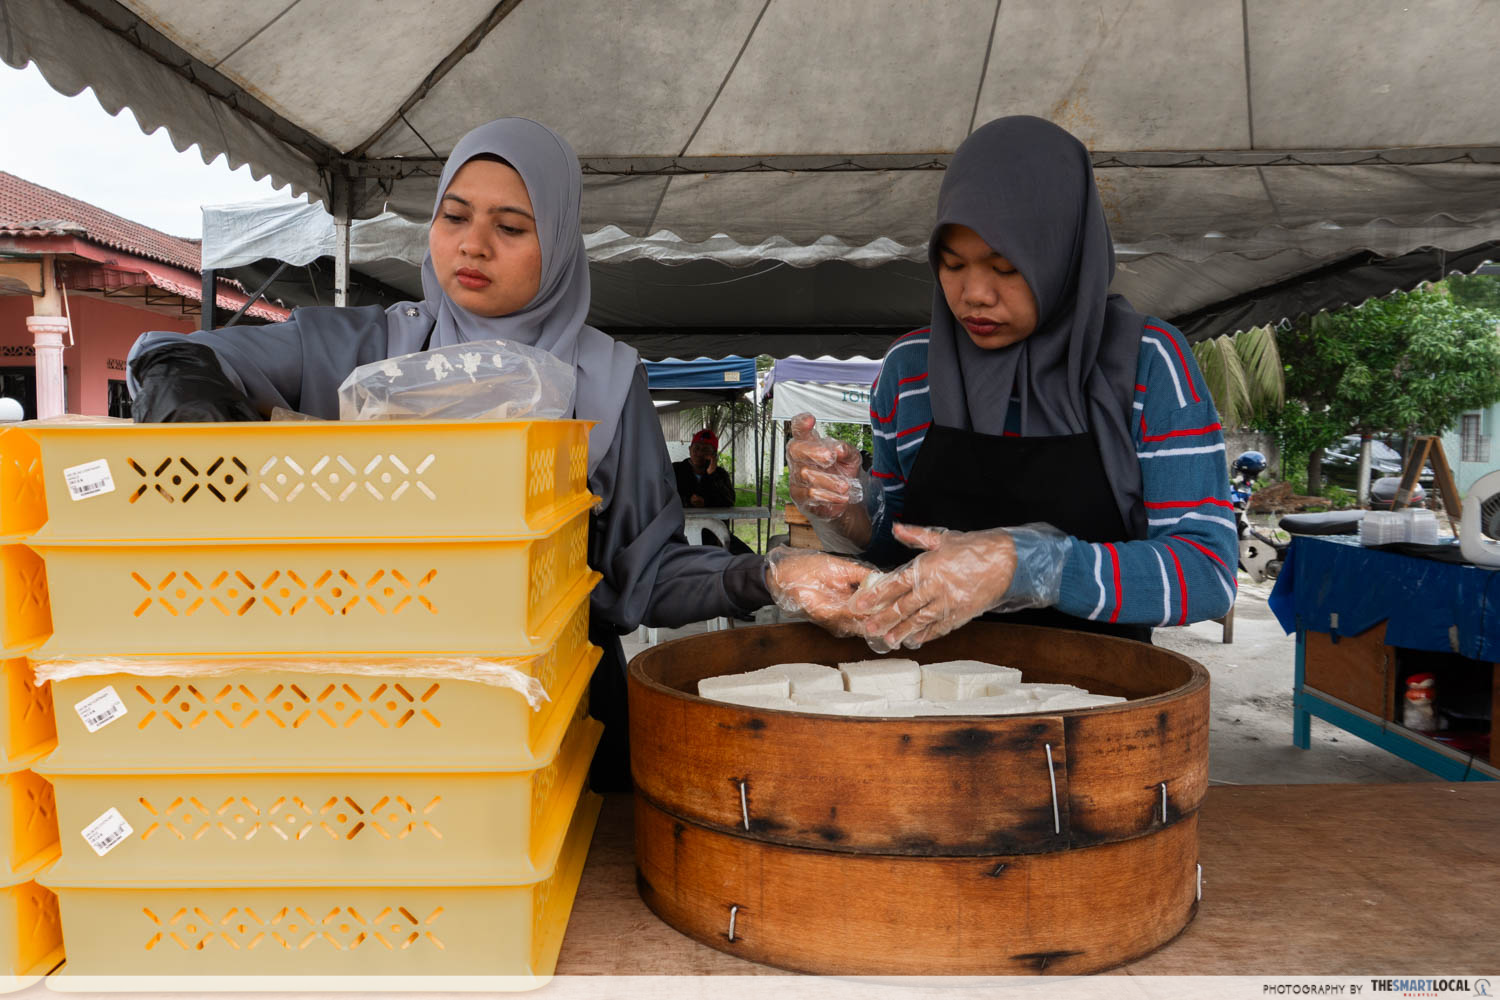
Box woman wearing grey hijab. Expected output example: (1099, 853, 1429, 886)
(789, 116, 1236, 649)
(128, 117, 870, 788)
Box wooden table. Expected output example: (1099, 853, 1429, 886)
(556, 783, 1500, 975)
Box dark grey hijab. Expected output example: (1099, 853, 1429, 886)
(385, 117, 638, 477)
(926, 115, 1146, 536)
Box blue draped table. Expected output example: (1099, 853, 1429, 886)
(1269, 535, 1499, 780)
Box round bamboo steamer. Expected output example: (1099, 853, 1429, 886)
(636, 796, 1199, 976)
(628, 622, 1208, 975)
(629, 622, 1208, 855)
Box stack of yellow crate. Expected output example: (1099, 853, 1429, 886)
(0, 419, 602, 988)
(0, 428, 65, 988)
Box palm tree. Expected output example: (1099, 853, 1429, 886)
(1191, 325, 1284, 430)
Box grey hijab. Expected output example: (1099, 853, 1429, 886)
(926, 115, 1146, 537)
(385, 117, 638, 477)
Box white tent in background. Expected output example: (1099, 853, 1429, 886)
(761, 357, 881, 427)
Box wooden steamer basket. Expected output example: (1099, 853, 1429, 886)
(628, 622, 1209, 975)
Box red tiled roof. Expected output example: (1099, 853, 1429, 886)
(0, 171, 203, 272)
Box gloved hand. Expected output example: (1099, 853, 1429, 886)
(129, 342, 263, 423)
(852, 523, 1069, 649)
(764, 546, 875, 638)
(785, 413, 872, 552)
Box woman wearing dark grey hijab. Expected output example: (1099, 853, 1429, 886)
(789, 116, 1236, 650)
(128, 117, 871, 788)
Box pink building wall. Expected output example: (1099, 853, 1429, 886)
(0, 292, 196, 415)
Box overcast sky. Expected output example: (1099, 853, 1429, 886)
(0, 60, 303, 239)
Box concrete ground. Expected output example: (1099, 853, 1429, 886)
(622, 574, 1437, 787)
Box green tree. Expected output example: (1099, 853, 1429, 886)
(1259, 286, 1500, 491)
(1191, 324, 1284, 429)
(1447, 273, 1500, 314)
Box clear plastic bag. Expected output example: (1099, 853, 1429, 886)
(338, 339, 575, 421)
(33, 656, 549, 707)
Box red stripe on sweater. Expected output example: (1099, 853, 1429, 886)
(894, 327, 931, 342)
(896, 372, 928, 387)
(1145, 497, 1234, 510)
(1146, 324, 1199, 402)
(1135, 383, 1148, 393)
(896, 421, 931, 439)
(870, 469, 904, 481)
(1165, 542, 1189, 626)
(1142, 422, 1222, 442)
(1171, 534, 1231, 572)
(1104, 543, 1122, 623)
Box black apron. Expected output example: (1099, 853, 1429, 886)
(899, 423, 1152, 643)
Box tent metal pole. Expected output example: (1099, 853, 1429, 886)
(754, 393, 762, 550)
(332, 173, 352, 307)
(199, 268, 218, 331)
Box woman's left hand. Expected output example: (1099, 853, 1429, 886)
(852, 522, 1071, 649)
(852, 524, 1018, 648)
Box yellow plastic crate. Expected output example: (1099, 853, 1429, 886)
(42, 792, 601, 987)
(42, 592, 597, 774)
(41, 711, 599, 886)
(0, 877, 63, 989)
(0, 770, 58, 881)
(0, 660, 54, 770)
(30, 513, 593, 657)
(0, 546, 48, 656)
(0, 428, 44, 541)
(9, 420, 592, 543)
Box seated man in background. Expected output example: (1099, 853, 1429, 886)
(675, 428, 752, 555)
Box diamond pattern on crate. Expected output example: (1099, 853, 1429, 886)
(527, 536, 558, 622)
(9, 556, 47, 618)
(144, 904, 445, 951)
(7, 661, 55, 752)
(3, 451, 44, 525)
(532, 866, 554, 952)
(129, 567, 438, 618)
(127, 456, 250, 504)
(16, 773, 57, 846)
(526, 447, 555, 503)
(565, 519, 588, 579)
(134, 681, 442, 731)
(567, 442, 588, 496)
(257, 454, 437, 503)
(137, 794, 442, 842)
(24, 884, 61, 951)
(531, 753, 560, 827)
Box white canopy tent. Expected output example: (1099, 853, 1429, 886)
(766, 380, 871, 426)
(7, 0, 1500, 346)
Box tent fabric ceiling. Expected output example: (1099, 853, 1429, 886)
(200, 199, 1500, 352)
(15, 0, 1498, 345)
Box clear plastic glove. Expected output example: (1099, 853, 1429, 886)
(785, 413, 872, 552)
(851, 523, 1069, 649)
(764, 546, 876, 638)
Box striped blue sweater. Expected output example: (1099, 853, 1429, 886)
(867, 320, 1237, 627)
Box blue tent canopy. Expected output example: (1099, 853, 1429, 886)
(644, 356, 756, 394)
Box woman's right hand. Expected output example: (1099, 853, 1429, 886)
(764, 547, 872, 638)
(786, 413, 863, 518)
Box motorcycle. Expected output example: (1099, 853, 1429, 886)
(1230, 452, 1289, 582)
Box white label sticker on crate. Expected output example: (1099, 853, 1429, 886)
(63, 459, 116, 501)
(81, 807, 133, 857)
(74, 685, 128, 733)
